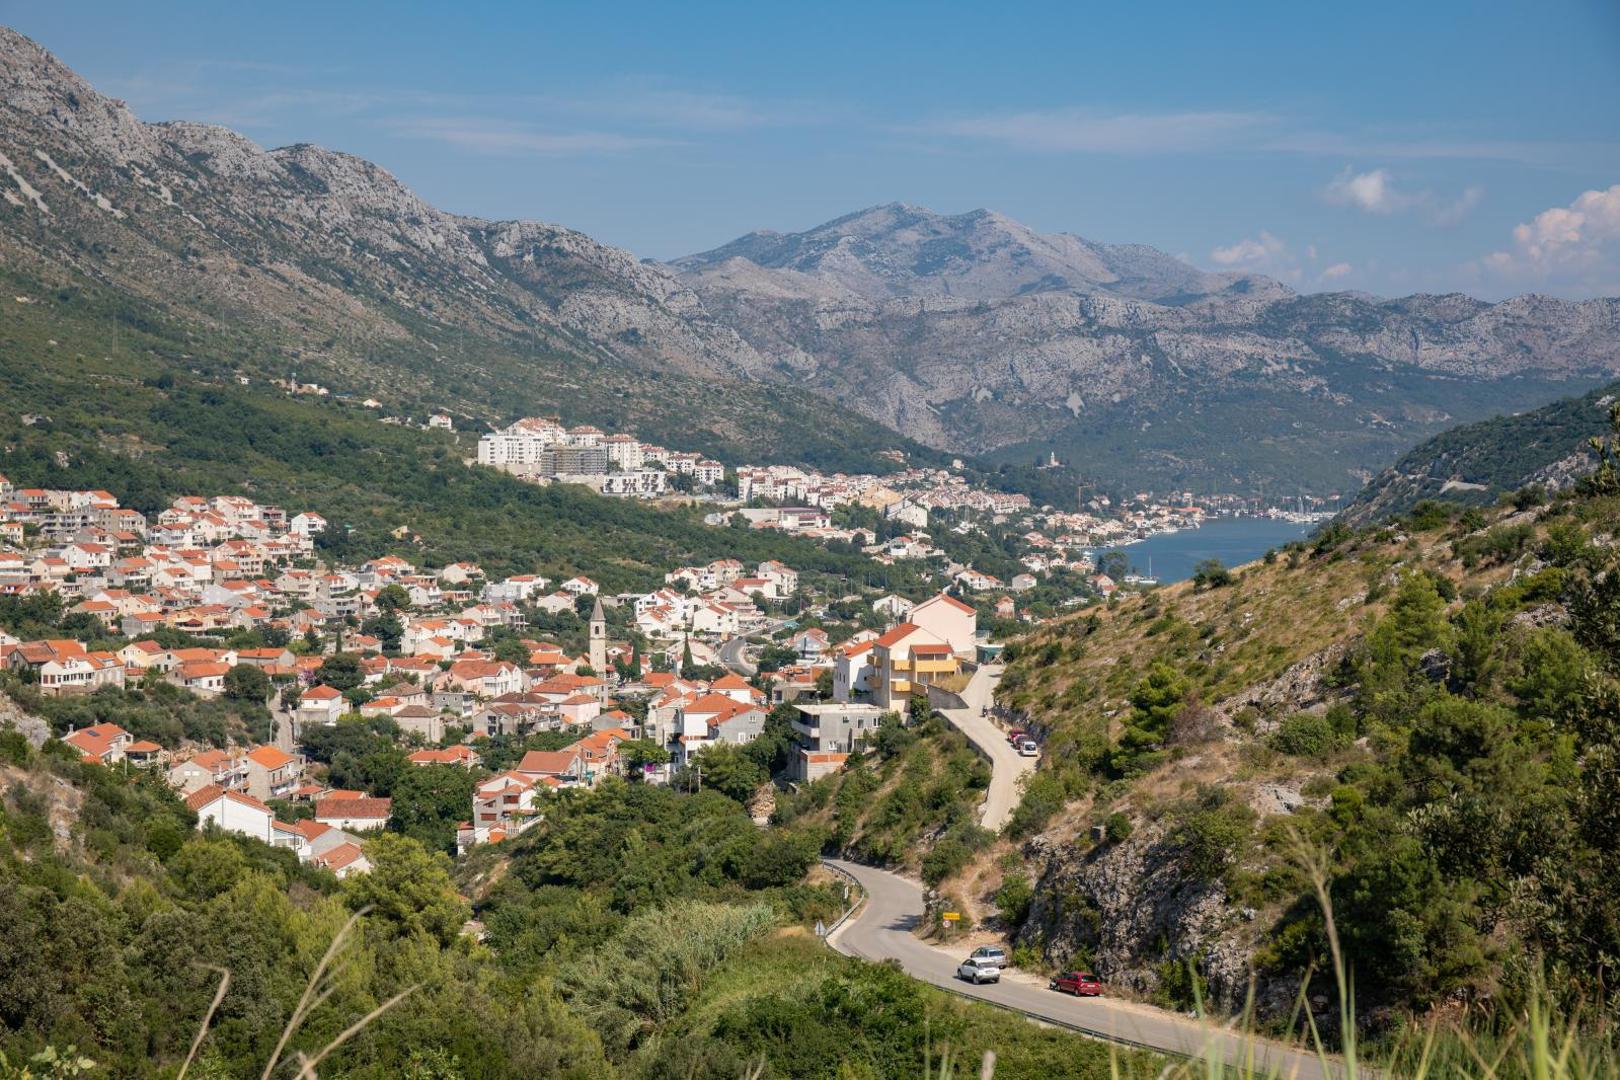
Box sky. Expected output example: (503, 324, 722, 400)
(6, 0, 1620, 298)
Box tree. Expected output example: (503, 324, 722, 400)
(389, 765, 478, 853)
(1112, 662, 1186, 774)
(1191, 558, 1233, 589)
(1098, 551, 1130, 581)
(316, 652, 363, 692)
(620, 739, 670, 780)
(343, 833, 469, 946)
(375, 583, 411, 613)
(222, 663, 270, 704)
(690, 743, 765, 803)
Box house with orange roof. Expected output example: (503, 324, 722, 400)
(242, 745, 302, 801)
(832, 639, 876, 703)
(313, 796, 391, 831)
(516, 748, 584, 785)
(908, 592, 979, 658)
(186, 784, 274, 843)
(169, 660, 231, 697)
(312, 841, 371, 878)
(407, 745, 482, 768)
(865, 622, 958, 709)
(168, 748, 247, 794)
(62, 722, 132, 765)
(295, 684, 347, 729)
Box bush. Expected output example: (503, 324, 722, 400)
(994, 870, 1034, 931)
(1103, 812, 1133, 842)
(1270, 712, 1344, 759)
(1170, 788, 1255, 883)
(1007, 770, 1067, 838)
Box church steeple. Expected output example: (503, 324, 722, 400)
(588, 596, 607, 676)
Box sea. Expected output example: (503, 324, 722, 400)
(1098, 517, 1318, 584)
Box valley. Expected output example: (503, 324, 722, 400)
(1, 14, 1619, 1080)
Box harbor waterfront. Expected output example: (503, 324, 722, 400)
(1101, 517, 1316, 584)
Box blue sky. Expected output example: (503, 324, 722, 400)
(7, 0, 1620, 297)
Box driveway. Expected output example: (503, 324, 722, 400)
(934, 664, 1033, 831)
(825, 858, 1341, 1079)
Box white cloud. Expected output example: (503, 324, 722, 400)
(1432, 185, 1485, 227)
(921, 107, 1269, 154)
(1323, 168, 1411, 214)
(1210, 231, 1288, 267)
(1480, 184, 1620, 290)
(1322, 167, 1484, 226)
(1320, 262, 1353, 280)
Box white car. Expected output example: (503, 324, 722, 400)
(1017, 738, 1039, 757)
(957, 956, 1002, 984)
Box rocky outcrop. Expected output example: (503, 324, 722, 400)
(1016, 828, 1273, 1015)
(0, 695, 50, 748)
(1216, 642, 1351, 732)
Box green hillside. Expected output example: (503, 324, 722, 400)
(1340, 379, 1619, 526)
(0, 266, 936, 592)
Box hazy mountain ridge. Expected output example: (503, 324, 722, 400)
(675, 207, 1620, 489)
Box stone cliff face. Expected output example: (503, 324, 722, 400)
(0, 26, 766, 394)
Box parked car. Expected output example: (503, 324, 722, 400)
(1049, 971, 1104, 996)
(957, 957, 1002, 984)
(1006, 729, 1025, 745)
(969, 945, 1008, 964)
(1017, 738, 1039, 757)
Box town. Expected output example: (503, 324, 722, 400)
(0, 468, 1018, 872)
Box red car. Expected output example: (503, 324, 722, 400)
(1006, 729, 1025, 745)
(1050, 971, 1104, 996)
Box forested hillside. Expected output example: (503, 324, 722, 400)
(984, 457, 1620, 1035)
(0, 730, 1163, 1078)
(0, 265, 935, 593)
(1341, 378, 1620, 526)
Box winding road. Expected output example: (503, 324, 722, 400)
(934, 663, 1033, 831)
(718, 633, 756, 677)
(825, 859, 1340, 1079)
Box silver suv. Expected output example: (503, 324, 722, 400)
(957, 956, 1002, 984)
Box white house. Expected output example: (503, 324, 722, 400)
(909, 592, 978, 658)
(185, 784, 275, 844)
(296, 685, 347, 728)
(289, 512, 327, 538)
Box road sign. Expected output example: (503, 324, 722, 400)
(942, 912, 961, 922)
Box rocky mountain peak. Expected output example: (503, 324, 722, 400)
(674, 201, 1286, 306)
(0, 26, 159, 165)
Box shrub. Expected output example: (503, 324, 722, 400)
(1271, 712, 1344, 759)
(1104, 812, 1133, 842)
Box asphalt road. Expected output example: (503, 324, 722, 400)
(826, 858, 1341, 1080)
(934, 664, 1034, 832)
(718, 633, 756, 677)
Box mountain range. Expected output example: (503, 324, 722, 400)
(4, 25, 1620, 493)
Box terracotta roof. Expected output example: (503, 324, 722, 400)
(246, 745, 295, 769)
(873, 622, 922, 648)
(517, 749, 579, 776)
(314, 796, 391, 820)
(313, 841, 365, 871)
(185, 784, 272, 815)
(921, 592, 977, 614)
